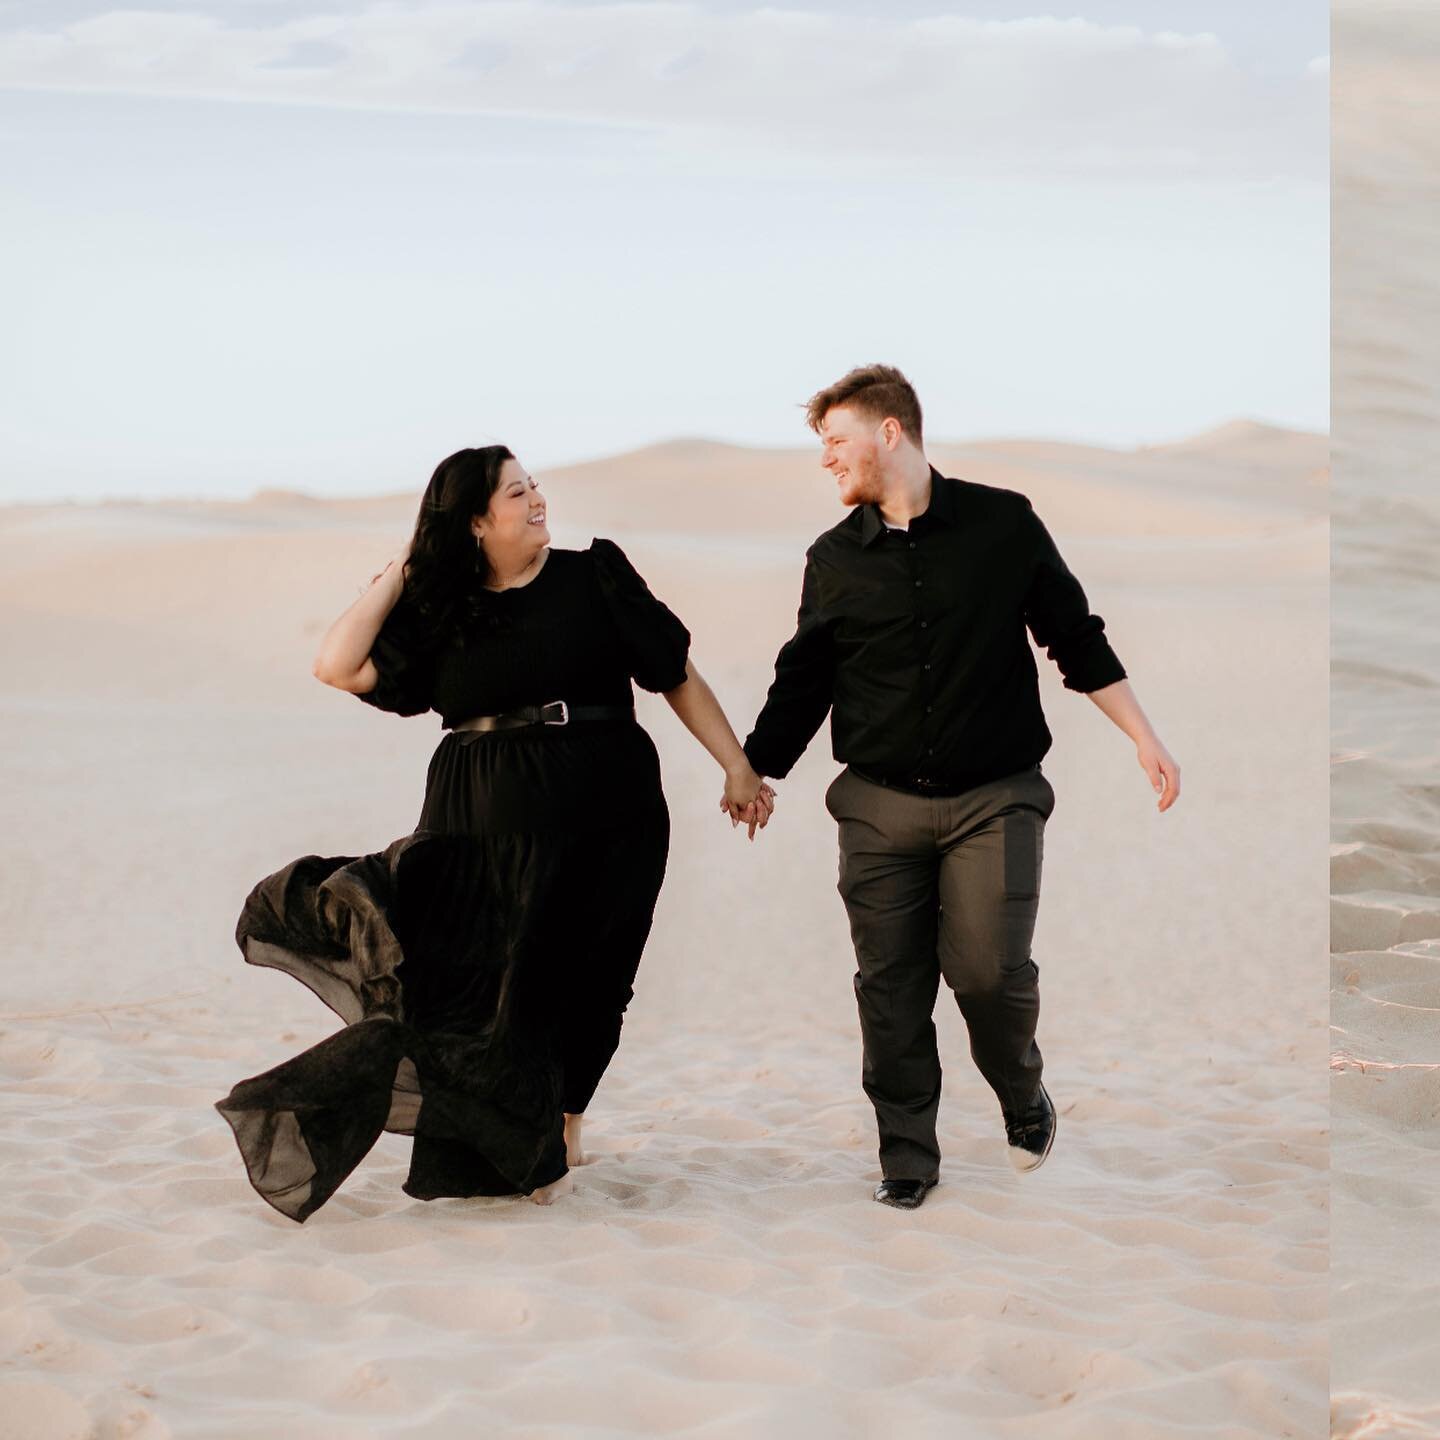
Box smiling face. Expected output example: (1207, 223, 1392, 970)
(472, 458, 549, 568)
(818, 404, 893, 508)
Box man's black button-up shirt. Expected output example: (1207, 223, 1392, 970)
(742, 468, 1127, 793)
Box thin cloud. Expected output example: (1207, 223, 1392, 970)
(0, 3, 1326, 181)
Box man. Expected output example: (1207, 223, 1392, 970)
(732, 365, 1180, 1209)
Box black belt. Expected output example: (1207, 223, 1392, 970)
(850, 765, 955, 797)
(849, 763, 1039, 799)
(453, 701, 634, 734)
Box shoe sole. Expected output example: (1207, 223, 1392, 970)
(1007, 1083, 1056, 1174)
(873, 1181, 937, 1209)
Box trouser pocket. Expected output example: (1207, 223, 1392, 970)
(1001, 808, 1044, 900)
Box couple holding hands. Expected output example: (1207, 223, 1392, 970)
(216, 365, 1180, 1222)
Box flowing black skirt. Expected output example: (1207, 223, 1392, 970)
(216, 720, 669, 1223)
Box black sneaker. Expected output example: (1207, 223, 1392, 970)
(1005, 1082, 1056, 1173)
(872, 1177, 937, 1209)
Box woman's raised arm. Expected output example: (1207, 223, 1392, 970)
(312, 545, 409, 694)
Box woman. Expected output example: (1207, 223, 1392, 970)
(215, 445, 773, 1221)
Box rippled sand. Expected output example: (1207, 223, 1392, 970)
(0, 429, 1324, 1437)
(1330, 5, 1440, 1436)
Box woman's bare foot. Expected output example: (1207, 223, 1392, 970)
(564, 1112, 589, 1167)
(528, 1171, 573, 1206)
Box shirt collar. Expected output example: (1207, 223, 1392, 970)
(861, 467, 956, 547)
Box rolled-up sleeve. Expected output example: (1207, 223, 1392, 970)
(1021, 501, 1127, 693)
(743, 550, 836, 778)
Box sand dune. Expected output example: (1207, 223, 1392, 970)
(546, 426, 1325, 543)
(1329, 5, 1440, 1435)
(0, 424, 1324, 1437)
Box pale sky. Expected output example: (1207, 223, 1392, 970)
(0, 1, 1328, 502)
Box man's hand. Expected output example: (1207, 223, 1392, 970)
(1138, 736, 1181, 813)
(719, 765, 777, 841)
(1083, 680, 1181, 814)
(720, 786, 776, 840)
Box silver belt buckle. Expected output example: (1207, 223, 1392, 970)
(541, 700, 570, 726)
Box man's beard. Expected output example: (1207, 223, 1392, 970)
(838, 458, 884, 508)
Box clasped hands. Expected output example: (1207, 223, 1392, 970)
(719, 764, 776, 841)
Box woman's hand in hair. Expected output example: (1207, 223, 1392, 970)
(369, 539, 412, 589)
(315, 541, 409, 693)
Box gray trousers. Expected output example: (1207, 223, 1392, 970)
(824, 764, 1056, 1181)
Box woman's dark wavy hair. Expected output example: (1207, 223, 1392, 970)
(403, 445, 513, 636)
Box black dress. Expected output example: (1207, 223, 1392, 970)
(215, 540, 690, 1223)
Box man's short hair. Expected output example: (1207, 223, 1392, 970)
(805, 364, 923, 446)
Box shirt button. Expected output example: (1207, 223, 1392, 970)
(909, 542, 916, 550)
(926, 746, 934, 755)
(920, 620, 928, 629)
(914, 580, 923, 588)
(925, 705, 933, 714)
(923, 663, 932, 671)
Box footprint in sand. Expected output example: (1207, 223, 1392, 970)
(104, 1404, 172, 1440)
(328, 1362, 407, 1413)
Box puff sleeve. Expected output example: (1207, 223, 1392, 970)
(589, 538, 692, 693)
(355, 594, 437, 717)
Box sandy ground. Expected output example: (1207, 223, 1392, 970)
(1330, 6, 1440, 1437)
(0, 426, 1326, 1438)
